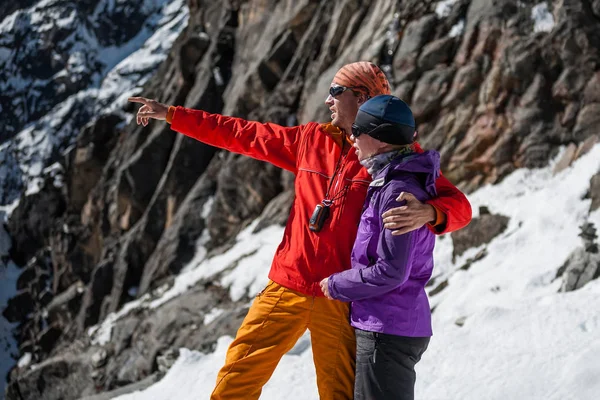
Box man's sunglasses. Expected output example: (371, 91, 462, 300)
(329, 85, 370, 98)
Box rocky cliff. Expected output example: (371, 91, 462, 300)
(2, 0, 600, 398)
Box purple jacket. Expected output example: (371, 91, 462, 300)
(328, 150, 440, 337)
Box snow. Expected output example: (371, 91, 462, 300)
(203, 308, 225, 325)
(532, 2, 554, 33)
(105, 143, 600, 399)
(435, 0, 458, 18)
(449, 19, 465, 38)
(17, 353, 32, 369)
(88, 297, 153, 346)
(201, 196, 215, 219)
(0, 9, 20, 32)
(0, 200, 20, 219)
(420, 282, 600, 400)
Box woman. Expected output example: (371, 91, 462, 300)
(320, 94, 439, 400)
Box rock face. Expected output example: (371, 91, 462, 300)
(3, 0, 600, 398)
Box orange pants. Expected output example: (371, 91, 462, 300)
(210, 281, 356, 400)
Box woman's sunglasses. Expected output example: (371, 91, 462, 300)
(351, 123, 368, 138)
(329, 85, 370, 98)
(351, 123, 395, 138)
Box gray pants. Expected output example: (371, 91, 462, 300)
(354, 329, 430, 400)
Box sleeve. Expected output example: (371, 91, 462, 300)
(328, 188, 415, 302)
(169, 106, 305, 173)
(426, 173, 472, 234)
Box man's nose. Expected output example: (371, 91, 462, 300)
(325, 94, 334, 105)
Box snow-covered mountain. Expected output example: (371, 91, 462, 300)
(0, 0, 188, 205)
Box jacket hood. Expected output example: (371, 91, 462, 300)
(376, 150, 440, 197)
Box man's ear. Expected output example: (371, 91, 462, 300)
(357, 94, 369, 106)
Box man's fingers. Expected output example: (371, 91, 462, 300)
(384, 219, 412, 230)
(396, 191, 417, 202)
(384, 221, 401, 229)
(383, 220, 409, 229)
(128, 96, 151, 105)
(381, 206, 408, 219)
(382, 214, 411, 224)
(391, 226, 412, 236)
(138, 110, 158, 117)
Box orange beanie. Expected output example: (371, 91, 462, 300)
(332, 62, 391, 97)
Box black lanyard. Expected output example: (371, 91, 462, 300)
(309, 141, 349, 232)
(323, 140, 348, 205)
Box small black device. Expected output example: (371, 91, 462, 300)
(309, 202, 331, 232)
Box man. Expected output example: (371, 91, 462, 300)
(129, 61, 471, 400)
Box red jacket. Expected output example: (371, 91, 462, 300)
(170, 107, 472, 296)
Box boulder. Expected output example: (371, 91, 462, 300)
(559, 223, 600, 292)
(451, 206, 510, 260)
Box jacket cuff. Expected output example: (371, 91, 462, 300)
(427, 203, 447, 233)
(431, 204, 446, 227)
(166, 106, 176, 124)
(328, 276, 340, 300)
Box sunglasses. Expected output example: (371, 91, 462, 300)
(351, 123, 373, 138)
(351, 123, 397, 139)
(329, 85, 370, 98)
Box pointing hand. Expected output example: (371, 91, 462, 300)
(128, 97, 169, 126)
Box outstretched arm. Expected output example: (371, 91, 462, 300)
(128, 97, 304, 173)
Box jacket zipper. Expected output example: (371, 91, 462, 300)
(331, 141, 349, 201)
(332, 159, 346, 196)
